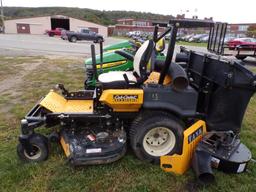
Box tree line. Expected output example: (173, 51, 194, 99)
(2, 7, 174, 26)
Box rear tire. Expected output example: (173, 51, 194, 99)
(17, 134, 49, 163)
(70, 36, 77, 43)
(129, 111, 184, 164)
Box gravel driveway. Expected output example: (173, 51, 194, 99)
(0, 34, 122, 56)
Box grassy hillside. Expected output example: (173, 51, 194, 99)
(3, 7, 174, 25)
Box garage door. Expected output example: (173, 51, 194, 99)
(17, 24, 30, 34)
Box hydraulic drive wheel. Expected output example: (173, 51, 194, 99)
(130, 111, 184, 164)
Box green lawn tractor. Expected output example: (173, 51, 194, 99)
(17, 19, 256, 184)
(84, 37, 166, 89)
(103, 39, 141, 52)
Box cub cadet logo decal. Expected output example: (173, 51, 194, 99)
(113, 95, 138, 102)
(188, 126, 203, 144)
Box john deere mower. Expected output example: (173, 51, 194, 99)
(103, 38, 143, 52)
(17, 19, 256, 183)
(84, 36, 166, 89)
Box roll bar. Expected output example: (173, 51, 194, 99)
(154, 19, 218, 85)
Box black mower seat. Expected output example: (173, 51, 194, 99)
(98, 40, 154, 89)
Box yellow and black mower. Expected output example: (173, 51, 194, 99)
(17, 19, 256, 183)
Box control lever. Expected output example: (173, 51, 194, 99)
(91, 44, 98, 81)
(99, 40, 103, 73)
(55, 84, 69, 96)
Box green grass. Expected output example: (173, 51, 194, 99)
(177, 41, 207, 47)
(0, 56, 255, 192)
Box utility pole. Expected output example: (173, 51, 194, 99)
(0, 0, 4, 33)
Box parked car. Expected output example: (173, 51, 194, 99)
(227, 38, 256, 50)
(126, 31, 142, 38)
(46, 28, 65, 37)
(175, 32, 186, 41)
(62, 28, 104, 43)
(126, 31, 132, 37)
(188, 34, 208, 42)
(224, 36, 235, 44)
(199, 35, 209, 43)
(182, 34, 194, 42)
(126, 31, 135, 37)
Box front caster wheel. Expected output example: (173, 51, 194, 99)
(17, 134, 49, 162)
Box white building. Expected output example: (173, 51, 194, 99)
(4, 15, 108, 37)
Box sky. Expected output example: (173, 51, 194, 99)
(3, 0, 256, 23)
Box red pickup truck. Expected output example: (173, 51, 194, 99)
(46, 28, 65, 37)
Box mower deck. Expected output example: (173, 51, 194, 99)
(60, 128, 127, 165)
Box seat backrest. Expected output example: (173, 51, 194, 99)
(155, 38, 165, 53)
(133, 40, 154, 77)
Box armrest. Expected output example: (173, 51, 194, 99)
(115, 50, 134, 61)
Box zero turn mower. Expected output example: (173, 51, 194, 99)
(17, 19, 256, 183)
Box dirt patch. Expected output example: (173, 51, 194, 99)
(0, 60, 43, 94)
(45, 55, 85, 60)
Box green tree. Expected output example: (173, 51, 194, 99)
(246, 25, 256, 38)
(3, 7, 174, 26)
